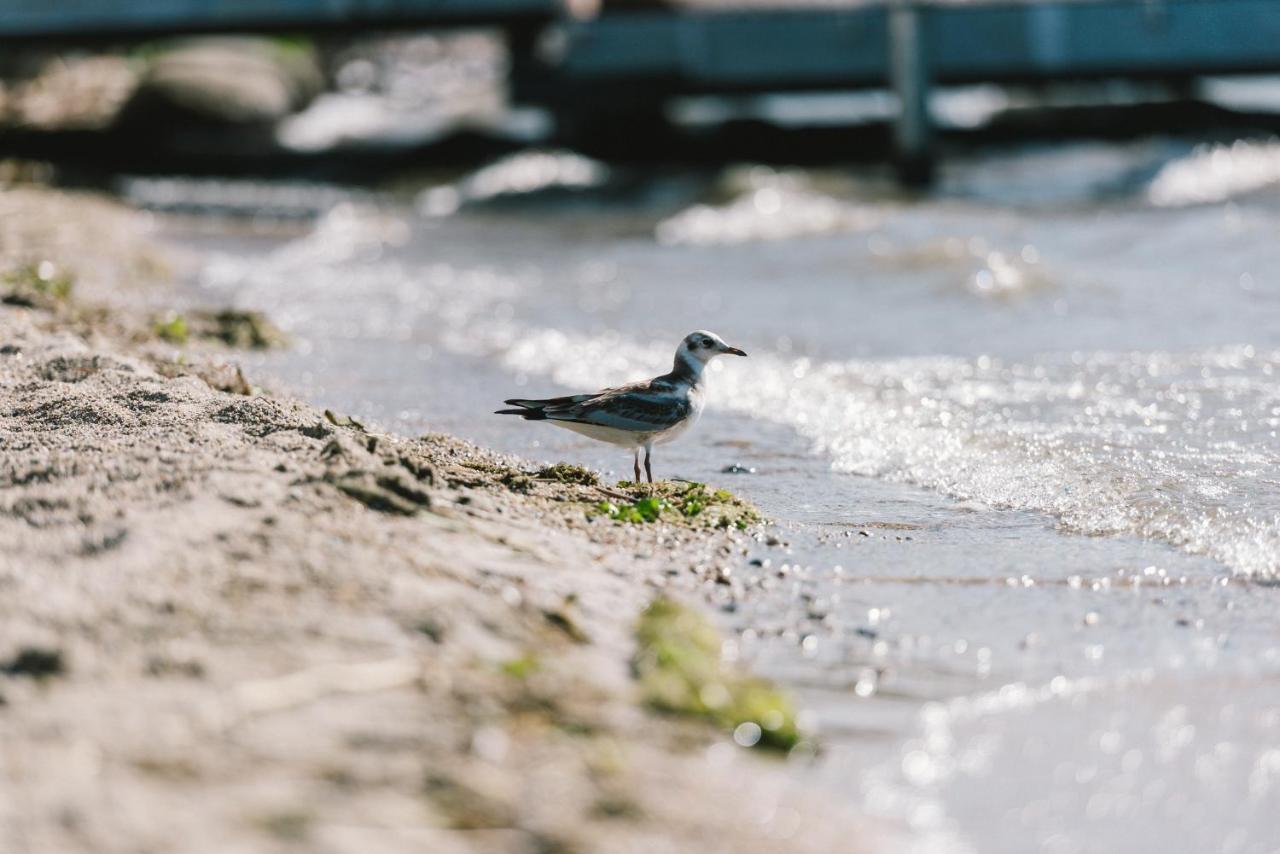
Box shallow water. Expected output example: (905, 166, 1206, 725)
(168, 139, 1280, 854)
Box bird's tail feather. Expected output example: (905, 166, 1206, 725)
(494, 407, 546, 420)
(505, 394, 591, 409)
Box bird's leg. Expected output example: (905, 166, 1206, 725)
(633, 449, 641, 485)
(644, 446, 653, 484)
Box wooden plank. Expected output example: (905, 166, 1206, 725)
(1, 0, 558, 38)
(928, 0, 1280, 81)
(552, 0, 1280, 91)
(558, 10, 888, 86)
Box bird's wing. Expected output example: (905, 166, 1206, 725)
(503, 393, 596, 409)
(542, 381, 691, 432)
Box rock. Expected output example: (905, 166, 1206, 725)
(720, 463, 757, 474)
(0, 54, 138, 131)
(118, 37, 323, 128)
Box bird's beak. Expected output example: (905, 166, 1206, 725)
(724, 346, 748, 357)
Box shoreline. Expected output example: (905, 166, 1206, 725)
(1, 187, 867, 852)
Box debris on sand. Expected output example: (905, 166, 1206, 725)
(536, 462, 600, 486)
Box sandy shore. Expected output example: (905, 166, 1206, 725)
(0, 187, 865, 853)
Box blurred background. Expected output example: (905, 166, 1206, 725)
(5, 2, 1280, 854)
(6, 0, 1280, 185)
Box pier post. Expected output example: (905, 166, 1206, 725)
(888, 0, 934, 186)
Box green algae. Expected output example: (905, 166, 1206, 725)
(500, 653, 540, 680)
(634, 598, 799, 752)
(153, 312, 189, 344)
(595, 496, 667, 524)
(594, 482, 762, 530)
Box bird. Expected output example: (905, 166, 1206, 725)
(495, 330, 748, 483)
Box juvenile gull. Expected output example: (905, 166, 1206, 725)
(495, 331, 747, 483)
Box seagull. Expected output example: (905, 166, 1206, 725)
(495, 331, 747, 483)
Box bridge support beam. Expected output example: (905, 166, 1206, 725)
(888, 1, 934, 186)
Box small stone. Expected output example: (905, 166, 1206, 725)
(720, 463, 757, 474)
(1, 646, 66, 679)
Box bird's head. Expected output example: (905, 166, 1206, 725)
(677, 330, 748, 365)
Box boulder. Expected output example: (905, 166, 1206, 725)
(119, 37, 324, 127)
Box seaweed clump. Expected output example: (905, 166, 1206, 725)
(151, 309, 286, 349)
(596, 496, 667, 524)
(536, 462, 599, 486)
(595, 482, 761, 530)
(633, 598, 800, 752)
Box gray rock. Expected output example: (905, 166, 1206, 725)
(123, 37, 323, 126)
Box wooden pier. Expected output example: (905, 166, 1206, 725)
(532, 0, 1280, 179)
(5, 0, 1280, 180)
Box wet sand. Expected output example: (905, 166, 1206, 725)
(0, 188, 866, 853)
